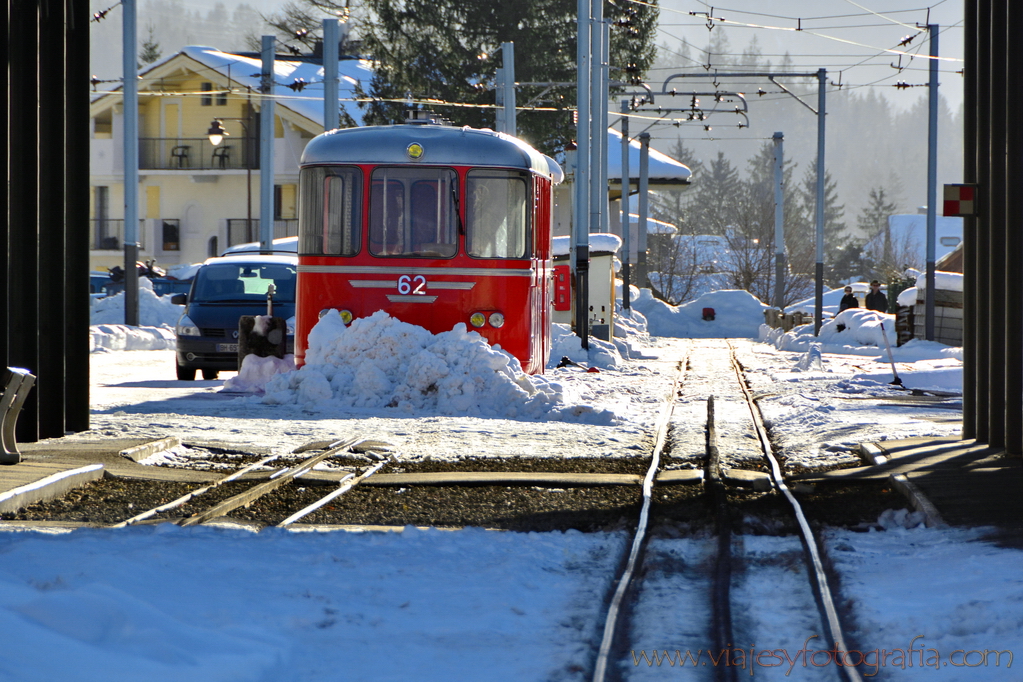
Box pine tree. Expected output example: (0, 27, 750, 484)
(857, 186, 898, 238)
(139, 24, 162, 68)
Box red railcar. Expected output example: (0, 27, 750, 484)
(295, 115, 562, 374)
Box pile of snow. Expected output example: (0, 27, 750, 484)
(628, 288, 767, 338)
(761, 308, 897, 353)
(552, 233, 622, 256)
(259, 311, 617, 423)
(898, 270, 964, 307)
(90, 278, 184, 328)
(90, 325, 176, 352)
(89, 279, 184, 352)
(222, 354, 296, 394)
(548, 323, 622, 369)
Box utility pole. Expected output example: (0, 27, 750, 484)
(773, 132, 785, 310)
(620, 101, 631, 310)
(925, 25, 939, 340)
(323, 19, 339, 132)
(259, 36, 276, 254)
(573, 0, 590, 350)
(502, 42, 516, 136)
(122, 0, 139, 326)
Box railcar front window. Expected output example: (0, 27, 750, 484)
(298, 166, 361, 256)
(369, 168, 458, 258)
(466, 170, 528, 259)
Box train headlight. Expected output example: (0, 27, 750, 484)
(339, 310, 353, 324)
(469, 312, 486, 328)
(318, 308, 333, 319)
(488, 312, 505, 328)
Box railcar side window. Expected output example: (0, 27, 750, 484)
(369, 168, 458, 258)
(298, 166, 361, 255)
(466, 170, 528, 259)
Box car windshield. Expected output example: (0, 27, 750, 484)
(193, 262, 296, 302)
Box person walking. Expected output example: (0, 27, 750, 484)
(839, 286, 858, 312)
(865, 280, 888, 312)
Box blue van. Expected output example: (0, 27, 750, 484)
(172, 254, 297, 380)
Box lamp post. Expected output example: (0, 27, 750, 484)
(208, 117, 253, 244)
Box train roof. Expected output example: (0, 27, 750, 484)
(301, 124, 557, 179)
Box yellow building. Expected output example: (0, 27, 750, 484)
(89, 46, 372, 273)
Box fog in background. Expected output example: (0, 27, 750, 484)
(90, 0, 965, 234)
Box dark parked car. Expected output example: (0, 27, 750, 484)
(172, 255, 297, 380)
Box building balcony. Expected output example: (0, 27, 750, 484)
(140, 137, 257, 171)
(226, 219, 298, 247)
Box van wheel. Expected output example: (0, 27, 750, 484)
(176, 364, 196, 381)
(201, 368, 219, 380)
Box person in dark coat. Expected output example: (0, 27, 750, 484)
(839, 286, 858, 312)
(865, 280, 888, 312)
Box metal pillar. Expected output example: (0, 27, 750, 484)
(924, 25, 939, 340)
(599, 21, 610, 234)
(620, 101, 631, 310)
(814, 69, 826, 335)
(260, 36, 276, 253)
(122, 0, 139, 326)
(1006, 3, 1023, 455)
(573, 0, 590, 349)
(323, 19, 339, 132)
(502, 42, 516, 136)
(962, 0, 978, 439)
(773, 132, 786, 310)
(987, 4, 1006, 449)
(638, 133, 650, 288)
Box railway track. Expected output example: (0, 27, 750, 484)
(591, 340, 864, 682)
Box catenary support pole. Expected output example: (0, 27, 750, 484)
(599, 21, 610, 234)
(1006, 4, 1023, 455)
(502, 42, 516, 137)
(925, 25, 939, 340)
(987, 4, 1006, 448)
(260, 36, 276, 254)
(773, 132, 785, 310)
(814, 69, 826, 335)
(323, 19, 339, 132)
(621, 101, 631, 310)
(122, 0, 139, 326)
(962, 0, 977, 439)
(574, 0, 590, 349)
(638, 133, 650, 290)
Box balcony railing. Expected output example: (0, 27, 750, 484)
(139, 137, 257, 171)
(227, 219, 298, 247)
(90, 219, 146, 251)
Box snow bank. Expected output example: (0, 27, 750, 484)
(761, 308, 896, 353)
(222, 354, 296, 394)
(90, 325, 176, 352)
(548, 324, 622, 369)
(261, 311, 617, 423)
(90, 279, 184, 329)
(629, 288, 767, 338)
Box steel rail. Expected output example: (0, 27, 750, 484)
(110, 453, 282, 528)
(277, 458, 388, 527)
(591, 353, 688, 682)
(177, 437, 364, 527)
(727, 343, 864, 682)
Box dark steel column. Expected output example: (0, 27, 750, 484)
(8, 0, 41, 443)
(962, 0, 978, 439)
(1, 1, 10, 373)
(38, 0, 68, 438)
(974, 0, 992, 444)
(1006, 1, 1023, 454)
(987, 0, 1007, 449)
(65, 0, 91, 433)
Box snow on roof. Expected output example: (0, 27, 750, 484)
(180, 46, 372, 128)
(552, 233, 622, 257)
(98, 46, 373, 128)
(627, 213, 676, 234)
(606, 129, 692, 186)
(865, 214, 963, 268)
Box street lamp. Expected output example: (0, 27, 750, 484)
(208, 117, 253, 245)
(207, 119, 229, 146)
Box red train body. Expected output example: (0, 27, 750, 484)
(295, 118, 561, 374)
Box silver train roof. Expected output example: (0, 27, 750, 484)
(301, 124, 558, 179)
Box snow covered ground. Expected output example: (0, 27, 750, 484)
(8, 290, 1017, 681)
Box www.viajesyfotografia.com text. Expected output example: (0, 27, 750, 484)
(632, 636, 1013, 677)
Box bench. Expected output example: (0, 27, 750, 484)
(0, 368, 35, 464)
